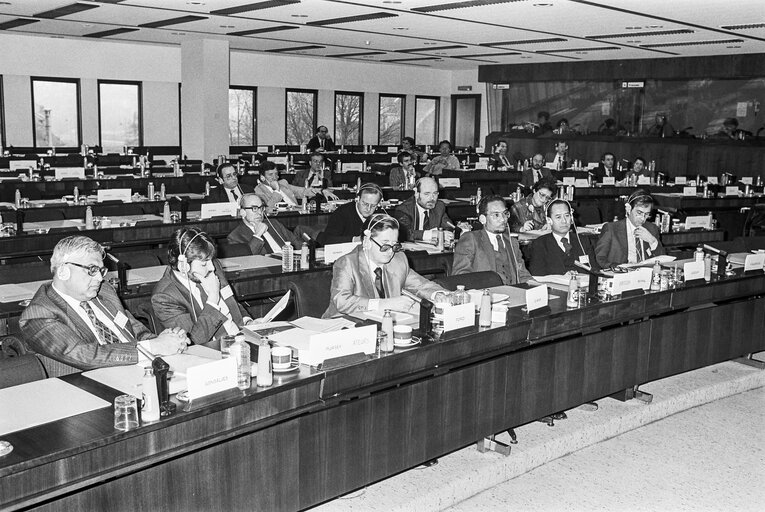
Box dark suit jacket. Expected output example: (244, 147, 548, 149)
(527, 230, 599, 275)
(151, 263, 248, 346)
(323, 245, 444, 318)
(306, 135, 336, 152)
(316, 201, 366, 246)
(292, 169, 333, 189)
(490, 153, 513, 170)
(594, 219, 665, 268)
(204, 183, 254, 203)
(452, 229, 532, 285)
(227, 219, 301, 255)
(593, 164, 625, 183)
(520, 167, 553, 189)
(19, 282, 151, 370)
(393, 197, 453, 242)
(510, 195, 547, 233)
(389, 165, 418, 189)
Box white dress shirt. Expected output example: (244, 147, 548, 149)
(52, 284, 131, 345)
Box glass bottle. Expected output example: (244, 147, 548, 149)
(479, 289, 492, 327)
(381, 310, 394, 352)
(281, 243, 294, 272)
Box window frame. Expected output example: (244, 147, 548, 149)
(285, 88, 318, 145)
(0, 75, 5, 150)
(97, 79, 143, 153)
(378, 93, 406, 146)
(31, 76, 82, 149)
(334, 90, 364, 146)
(228, 85, 257, 152)
(414, 95, 440, 146)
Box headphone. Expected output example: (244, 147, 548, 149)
(363, 213, 398, 238)
(57, 264, 71, 281)
(626, 189, 652, 206)
(177, 229, 203, 274)
(544, 199, 587, 257)
(356, 182, 383, 198)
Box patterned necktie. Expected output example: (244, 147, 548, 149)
(80, 301, 119, 345)
(232, 189, 239, 202)
(635, 236, 644, 262)
(374, 267, 386, 298)
(496, 234, 504, 251)
(561, 236, 572, 255)
(423, 210, 430, 230)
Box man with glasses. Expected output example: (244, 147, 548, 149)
(394, 177, 457, 242)
(19, 236, 189, 370)
(510, 177, 557, 233)
(323, 214, 446, 317)
(452, 195, 532, 285)
(306, 125, 336, 153)
(595, 189, 665, 268)
(317, 183, 383, 245)
(228, 194, 301, 256)
(206, 162, 254, 204)
(254, 161, 315, 208)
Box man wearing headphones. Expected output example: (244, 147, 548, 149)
(254, 161, 315, 208)
(521, 153, 553, 189)
(510, 177, 557, 233)
(389, 151, 419, 190)
(306, 125, 336, 152)
(452, 195, 532, 285)
(394, 177, 459, 243)
(527, 199, 599, 275)
(20, 236, 189, 370)
(205, 162, 254, 204)
(152, 229, 255, 347)
(595, 189, 665, 268)
(292, 152, 339, 200)
(228, 193, 301, 255)
(317, 182, 383, 246)
(323, 214, 446, 318)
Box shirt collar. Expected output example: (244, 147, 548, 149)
(52, 282, 84, 309)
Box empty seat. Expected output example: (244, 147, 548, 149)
(0, 354, 47, 389)
(288, 271, 333, 318)
(435, 271, 503, 291)
(217, 243, 251, 259)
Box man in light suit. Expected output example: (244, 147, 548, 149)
(393, 177, 455, 242)
(205, 162, 254, 204)
(254, 161, 315, 208)
(595, 189, 665, 268)
(152, 229, 256, 347)
(19, 236, 188, 370)
(228, 194, 301, 255)
(452, 195, 532, 286)
(292, 152, 338, 200)
(324, 214, 446, 318)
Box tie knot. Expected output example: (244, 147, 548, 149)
(562, 237, 569, 244)
(374, 267, 382, 278)
(80, 301, 91, 311)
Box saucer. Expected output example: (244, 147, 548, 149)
(394, 339, 420, 348)
(273, 362, 300, 373)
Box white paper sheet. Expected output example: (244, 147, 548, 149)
(290, 316, 355, 332)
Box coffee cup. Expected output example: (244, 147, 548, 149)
(271, 346, 292, 369)
(393, 325, 413, 344)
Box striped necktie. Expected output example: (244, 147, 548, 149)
(80, 301, 120, 345)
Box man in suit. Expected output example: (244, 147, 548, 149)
(324, 214, 446, 318)
(254, 161, 315, 208)
(317, 183, 383, 246)
(292, 152, 338, 200)
(593, 152, 625, 183)
(306, 125, 337, 152)
(527, 199, 599, 275)
(228, 194, 301, 255)
(452, 195, 532, 285)
(595, 189, 665, 268)
(394, 177, 454, 242)
(152, 229, 256, 347)
(490, 139, 513, 171)
(205, 162, 254, 204)
(389, 151, 418, 190)
(19, 236, 188, 370)
(520, 153, 554, 189)
(545, 141, 573, 171)
(422, 140, 460, 176)
(510, 177, 556, 233)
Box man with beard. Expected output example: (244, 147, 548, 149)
(393, 177, 456, 243)
(521, 153, 553, 189)
(20, 236, 189, 370)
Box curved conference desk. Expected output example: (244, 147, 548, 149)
(1, 268, 763, 511)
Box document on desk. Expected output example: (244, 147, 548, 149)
(0, 378, 110, 436)
(401, 241, 441, 254)
(619, 255, 676, 269)
(220, 255, 281, 270)
(0, 281, 45, 303)
(290, 316, 355, 333)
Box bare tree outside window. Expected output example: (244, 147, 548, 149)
(229, 88, 256, 147)
(99, 82, 140, 153)
(286, 90, 316, 145)
(335, 92, 362, 146)
(33, 79, 80, 148)
(415, 97, 439, 146)
(379, 95, 404, 145)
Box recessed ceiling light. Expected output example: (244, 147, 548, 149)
(521, 56, 531, 59)
(575, 51, 588, 54)
(291, 14, 308, 18)
(383, 1, 402, 4)
(187, 1, 205, 5)
(392, 27, 408, 30)
(220, 25, 235, 28)
(646, 25, 663, 29)
(727, 45, 742, 48)
(533, 3, 553, 6)
(365, 40, 370, 45)
(171, 32, 187, 36)
(424, 42, 438, 45)
(82, 23, 92, 27)
(626, 26, 641, 30)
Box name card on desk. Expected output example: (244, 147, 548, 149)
(267, 156, 288, 166)
(682, 186, 697, 197)
(324, 241, 360, 263)
(707, 177, 718, 184)
(55, 167, 85, 180)
(186, 357, 237, 400)
(611, 271, 643, 295)
(390, 157, 398, 163)
(97, 188, 132, 203)
(387, 146, 398, 154)
(439, 177, 461, 188)
(634, 267, 654, 290)
(675, 176, 687, 185)
(474, 158, 489, 170)
(525, 284, 548, 312)
(294, 324, 376, 366)
(574, 179, 590, 188)
(637, 176, 651, 185)
(725, 186, 740, 197)
(683, 261, 705, 282)
(342, 162, 363, 173)
(257, 146, 269, 153)
(563, 176, 576, 185)
(744, 253, 765, 271)
(602, 177, 615, 186)
(443, 303, 476, 332)
(9, 160, 37, 171)
(200, 201, 238, 219)
(685, 215, 712, 230)
(741, 177, 753, 185)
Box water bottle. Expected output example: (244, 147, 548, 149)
(479, 289, 492, 327)
(205, 182, 211, 197)
(85, 206, 94, 230)
(566, 272, 579, 308)
(651, 262, 662, 291)
(141, 367, 160, 422)
(147, 182, 155, 201)
(704, 254, 712, 282)
(300, 242, 309, 270)
(231, 335, 252, 390)
(73, 186, 79, 203)
(452, 285, 470, 305)
(162, 201, 171, 224)
(436, 227, 444, 252)
(381, 310, 394, 352)
(160, 183, 166, 200)
(255, 337, 272, 388)
(282, 243, 294, 272)
(694, 245, 704, 263)
(14, 189, 21, 208)
(476, 187, 482, 206)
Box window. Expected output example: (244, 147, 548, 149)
(415, 96, 439, 146)
(286, 89, 317, 145)
(32, 78, 81, 148)
(334, 92, 363, 146)
(98, 81, 141, 153)
(378, 94, 405, 145)
(229, 87, 256, 148)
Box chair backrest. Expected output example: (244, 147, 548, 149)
(435, 271, 503, 291)
(287, 271, 334, 318)
(217, 242, 251, 259)
(133, 300, 160, 335)
(0, 354, 47, 389)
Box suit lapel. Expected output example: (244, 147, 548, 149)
(616, 220, 629, 259)
(356, 248, 377, 298)
(479, 230, 498, 272)
(46, 285, 101, 346)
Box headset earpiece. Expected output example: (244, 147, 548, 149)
(479, 213, 487, 225)
(177, 254, 190, 274)
(363, 229, 371, 237)
(57, 265, 71, 281)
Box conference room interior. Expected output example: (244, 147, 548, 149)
(1, 1, 765, 511)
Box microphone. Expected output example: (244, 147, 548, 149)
(106, 252, 128, 292)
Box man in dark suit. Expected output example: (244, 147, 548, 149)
(389, 152, 418, 190)
(520, 153, 553, 189)
(317, 183, 382, 246)
(593, 152, 625, 183)
(595, 189, 665, 268)
(490, 139, 513, 171)
(527, 199, 599, 275)
(228, 194, 301, 255)
(394, 177, 454, 242)
(306, 125, 337, 152)
(452, 195, 532, 285)
(152, 229, 255, 347)
(205, 162, 254, 204)
(19, 236, 188, 370)
(292, 152, 338, 200)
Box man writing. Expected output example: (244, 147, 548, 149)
(510, 177, 556, 233)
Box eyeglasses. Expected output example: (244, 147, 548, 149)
(536, 191, 553, 201)
(486, 210, 510, 219)
(358, 200, 379, 211)
(221, 173, 238, 180)
(66, 261, 107, 277)
(370, 237, 402, 253)
(241, 205, 265, 212)
(632, 208, 652, 218)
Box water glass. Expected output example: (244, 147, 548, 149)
(114, 394, 140, 431)
(220, 335, 236, 358)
